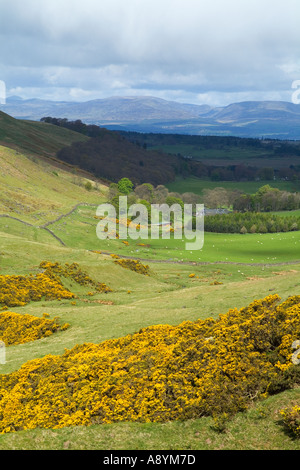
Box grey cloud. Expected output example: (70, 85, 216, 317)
(0, 0, 300, 105)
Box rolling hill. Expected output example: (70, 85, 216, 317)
(0, 95, 211, 123)
(0, 109, 89, 159)
(0, 110, 108, 225)
(55, 127, 185, 186)
(0, 106, 300, 451)
(1, 96, 300, 139)
(0, 109, 187, 187)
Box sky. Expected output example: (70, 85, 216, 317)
(0, 0, 300, 107)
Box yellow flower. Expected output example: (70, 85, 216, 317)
(0, 293, 300, 434)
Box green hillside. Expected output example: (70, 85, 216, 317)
(0, 145, 107, 226)
(0, 112, 300, 450)
(0, 218, 300, 449)
(0, 111, 108, 225)
(0, 110, 89, 158)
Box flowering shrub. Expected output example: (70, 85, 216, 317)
(114, 258, 150, 275)
(280, 405, 300, 437)
(39, 261, 112, 293)
(0, 311, 69, 346)
(0, 294, 300, 433)
(0, 262, 112, 309)
(0, 273, 75, 307)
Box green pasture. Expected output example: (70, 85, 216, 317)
(0, 224, 300, 449)
(150, 141, 300, 169)
(1, 226, 300, 376)
(19, 204, 300, 264)
(1, 204, 300, 266)
(271, 209, 300, 217)
(151, 143, 274, 161)
(166, 176, 300, 197)
(0, 199, 300, 450)
(1, 117, 300, 449)
(1, 203, 300, 379)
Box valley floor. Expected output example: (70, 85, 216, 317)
(0, 147, 299, 449)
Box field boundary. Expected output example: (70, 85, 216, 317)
(0, 203, 99, 246)
(40, 202, 99, 228)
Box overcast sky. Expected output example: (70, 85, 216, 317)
(0, 0, 300, 106)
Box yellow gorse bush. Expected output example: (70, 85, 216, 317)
(0, 294, 300, 433)
(0, 311, 69, 346)
(280, 405, 300, 438)
(0, 272, 75, 307)
(0, 259, 112, 312)
(39, 261, 112, 293)
(114, 258, 150, 275)
(0, 260, 113, 308)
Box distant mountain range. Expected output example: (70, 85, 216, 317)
(1, 95, 300, 139)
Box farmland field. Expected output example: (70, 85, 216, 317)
(1, 135, 300, 451)
(1, 204, 299, 264)
(1, 214, 300, 449)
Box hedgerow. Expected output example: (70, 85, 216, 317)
(0, 294, 300, 433)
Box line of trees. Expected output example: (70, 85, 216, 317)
(204, 211, 300, 234)
(202, 185, 300, 212)
(106, 179, 300, 234)
(120, 131, 300, 154)
(41, 117, 103, 137)
(232, 185, 300, 212)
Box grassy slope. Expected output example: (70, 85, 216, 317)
(0, 116, 299, 449)
(0, 110, 89, 158)
(0, 213, 300, 449)
(0, 227, 300, 449)
(0, 110, 109, 225)
(0, 145, 108, 225)
(2, 233, 300, 374)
